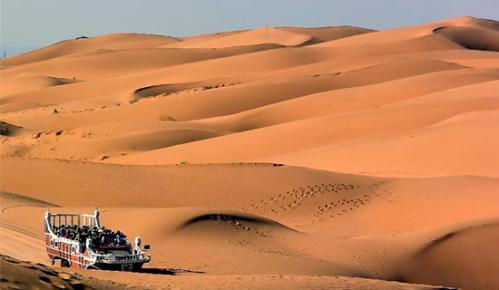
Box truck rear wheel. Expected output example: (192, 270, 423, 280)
(60, 259, 70, 268)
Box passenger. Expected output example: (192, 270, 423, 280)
(100, 235, 106, 248)
(52, 222, 130, 250)
(116, 231, 126, 245)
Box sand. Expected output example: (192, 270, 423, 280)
(1, 16, 498, 290)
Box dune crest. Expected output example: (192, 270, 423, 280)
(0, 33, 178, 67)
(166, 27, 312, 48)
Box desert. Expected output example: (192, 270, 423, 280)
(1, 15, 498, 290)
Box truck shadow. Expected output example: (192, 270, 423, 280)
(137, 267, 204, 275)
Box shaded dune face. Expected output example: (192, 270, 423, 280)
(0, 191, 58, 207)
(131, 83, 193, 103)
(1, 16, 499, 290)
(177, 212, 298, 236)
(278, 26, 376, 45)
(181, 213, 287, 228)
(433, 26, 499, 52)
(0, 121, 24, 136)
(398, 223, 499, 290)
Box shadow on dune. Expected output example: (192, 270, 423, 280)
(138, 267, 204, 275)
(178, 212, 300, 233)
(0, 122, 24, 137)
(0, 191, 59, 209)
(395, 221, 499, 290)
(433, 24, 499, 52)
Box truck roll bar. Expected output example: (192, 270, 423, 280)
(45, 209, 102, 235)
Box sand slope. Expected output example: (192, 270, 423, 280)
(0, 254, 133, 289)
(166, 27, 312, 48)
(1, 158, 498, 289)
(0, 33, 178, 67)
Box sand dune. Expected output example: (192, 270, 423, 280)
(0, 46, 341, 114)
(109, 81, 499, 176)
(198, 68, 499, 131)
(0, 44, 281, 83)
(434, 26, 499, 52)
(0, 254, 132, 289)
(0, 158, 379, 208)
(274, 110, 499, 177)
(0, 73, 78, 96)
(0, 33, 178, 67)
(166, 27, 312, 48)
(399, 222, 499, 290)
(279, 26, 375, 45)
(166, 26, 373, 49)
(0, 254, 452, 290)
(1, 16, 498, 290)
(314, 16, 495, 49)
(27, 127, 222, 161)
(1, 158, 498, 289)
(0, 121, 25, 137)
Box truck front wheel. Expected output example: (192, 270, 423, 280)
(132, 263, 143, 272)
(121, 264, 133, 271)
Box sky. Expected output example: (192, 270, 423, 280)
(1, 0, 498, 56)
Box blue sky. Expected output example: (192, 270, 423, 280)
(1, 0, 498, 56)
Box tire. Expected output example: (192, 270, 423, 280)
(60, 259, 70, 268)
(132, 263, 143, 272)
(121, 264, 133, 271)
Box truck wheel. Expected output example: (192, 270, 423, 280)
(60, 259, 70, 268)
(121, 264, 133, 271)
(132, 263, 143, 272)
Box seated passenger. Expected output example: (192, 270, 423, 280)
(115, 231, 127, 245)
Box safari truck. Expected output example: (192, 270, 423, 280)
(44, 209, 151, 271)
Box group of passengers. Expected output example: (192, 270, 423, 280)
(52, 225, 128, 249)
